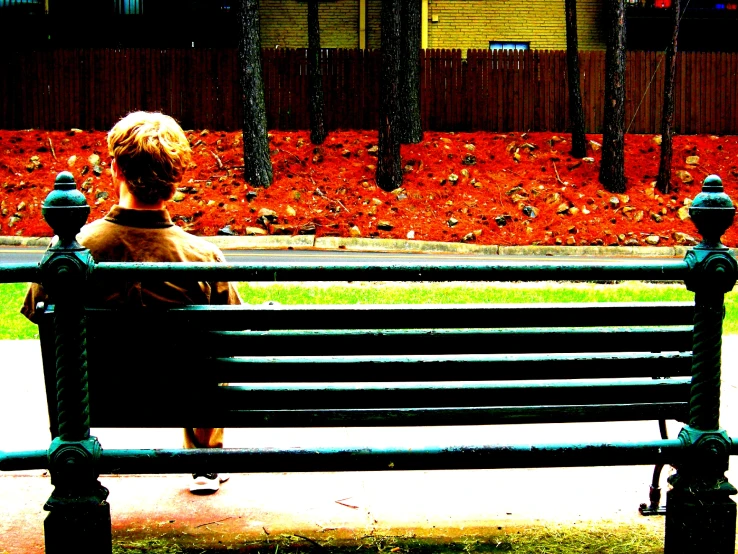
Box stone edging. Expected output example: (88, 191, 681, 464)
(0, 234, 716, 258)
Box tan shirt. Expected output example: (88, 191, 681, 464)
(22, 205, 241, 322)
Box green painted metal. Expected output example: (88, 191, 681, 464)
(665, 175, 738, 554)
(6, 436, 736, 474)
(0, 450, 48, 471)
(95, 439, 687, 474)
(85, 301, 696, 330)
(4, 170, 738, 552)
(219, 377, 690, 394)
(205, 326, 695, 357)
(91, 258, 690, 283)
(37, 172, 111, 554)
(0, 259, 693, 286)
(41, 171, 90, 242)
(689, 175, 736, 251)
(85, 402, 687, 429)
(0, 263, 39, 284)
(6, 259, 691, 286)
(121, 378, 687, 427)
(208, 351, 693, 382)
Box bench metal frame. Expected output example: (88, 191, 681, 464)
(2, 171, 738, 553)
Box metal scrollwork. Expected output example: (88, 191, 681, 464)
(666, 174, 738, 553)
(668, 427, 736, 500)
(40, 172, 110, 553)
(44, 437, 108, 510)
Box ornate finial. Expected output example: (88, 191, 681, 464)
(689, 174, 735, 250)
(42, 171, 90, 250)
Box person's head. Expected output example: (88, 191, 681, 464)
(107, 111, 192, 206)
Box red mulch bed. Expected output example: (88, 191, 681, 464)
(2, 129, 738, 247)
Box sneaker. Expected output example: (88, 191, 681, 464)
(189, 473, 230, 495)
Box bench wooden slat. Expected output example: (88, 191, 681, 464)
(84, 301, 695, 330)
(87, 403, 687, 428)
(204, 326, 694, 356)
(206, 351, 693, 381)
(213, 378, 689, 409)
(220, 403, 689, 426)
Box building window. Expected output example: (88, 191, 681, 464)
(115, 0, 143, 14)
(489, 41, 530, 51)
(0, 0, 43, 13)
(0, 0, 41, 5)
(489, 41, 529, 69)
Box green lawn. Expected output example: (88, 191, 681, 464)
(1, 283, 39, 339)
(3, 280, 735, 340)
(237, 280, 696, 305)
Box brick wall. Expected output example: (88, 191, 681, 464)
(575, 0, 606, 50)
(366, 0, 381, 49)
(258, 0, 605, 52)
(424, 0, 605, 52)
(320, 0, 360, 48)
(260, 0, 359, 49)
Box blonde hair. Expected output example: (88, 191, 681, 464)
(107, 111, 192, 205)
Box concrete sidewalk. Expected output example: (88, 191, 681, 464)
(3, 338, 738, 553)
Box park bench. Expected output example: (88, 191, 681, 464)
(2, 171, 738, 553)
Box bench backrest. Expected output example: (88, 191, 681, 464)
(38, 299, 695, 434)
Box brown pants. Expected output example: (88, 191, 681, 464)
(183, 427, 223, 449)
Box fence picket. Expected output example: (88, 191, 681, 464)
(1, 48, 738, 134)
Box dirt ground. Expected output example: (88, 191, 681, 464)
(1, 129, 738, 247)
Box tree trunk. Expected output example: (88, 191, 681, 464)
(656, 0, 680, 195)
(398, 0, 423, 144)
(238, 0, 273, 188)
(308, 0, 327, 145)
(598, 0, 627, 193)
(565, 0, 586, 158)
(376, 0, 402, 192)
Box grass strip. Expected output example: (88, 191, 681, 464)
(237, 280, 696, 305)
(237, 281, 738, 334)
(111, 523, 665, 553)
(0, 282, 38, 340)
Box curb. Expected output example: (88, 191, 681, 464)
(0, 234, 703, 257)
(0, 236, 55, 247)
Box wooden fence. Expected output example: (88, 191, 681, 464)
(1, 48, 737, 134)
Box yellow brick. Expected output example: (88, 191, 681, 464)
(258, 0, 606, 53)
(425, 0, 605, 53)
(260, 0, 360, 49)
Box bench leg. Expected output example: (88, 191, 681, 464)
(44, 437, 111, 553)
(44, 502, 112, 554)
(638, 464, 667, 516)
(665, 490, 736, 554)
(640, 419, 670, 516)
(664, 427, 737, 554)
